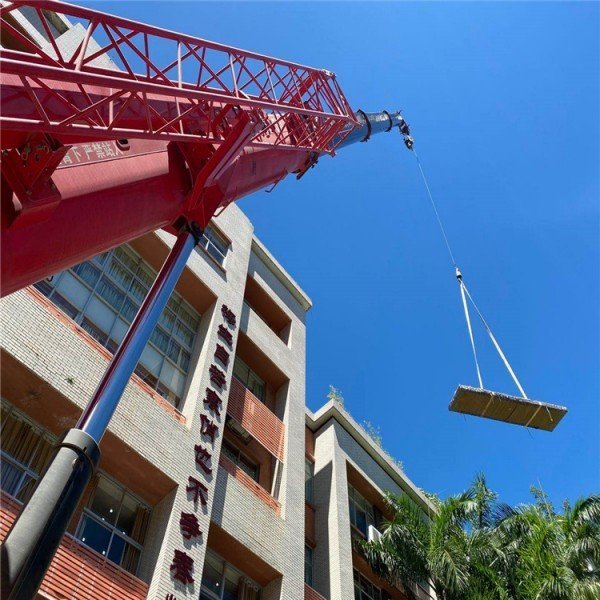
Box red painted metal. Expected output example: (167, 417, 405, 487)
(1, 132, 68, 228)
(0, 0, 354, 152)
(0, 1, 359, 297)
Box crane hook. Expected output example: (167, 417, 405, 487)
(398, 118, 414, 150)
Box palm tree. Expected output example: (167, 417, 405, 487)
(360, 477, 600, 600)
(360, 477, 498, 600)
(495, 488, 600, 600)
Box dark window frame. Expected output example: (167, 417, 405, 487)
(75, 473, 150, 576)
(200, 548, 261, 600)
(0, 402, 56, 504)
(353, 568, 383, 600)
(33, 244, 200, 407)
(348, 484, 376, 538)
(305, 544, 314, 587)
(197, 225, 230, 267)
(221, 439, 260, 483)
(232, 357, 266, 403)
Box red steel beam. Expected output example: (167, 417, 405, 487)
(0, 1, 360, 297)
(0, 1, 357, 154)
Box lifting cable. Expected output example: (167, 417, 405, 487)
(406, 142, 537, 408)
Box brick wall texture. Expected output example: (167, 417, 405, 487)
(1, 201, 430, 600)
(227, 377, 286, 461)
(1, 204, 309, 599)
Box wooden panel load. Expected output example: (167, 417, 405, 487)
(449, 385, 567, 431)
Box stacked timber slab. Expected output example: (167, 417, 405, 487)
(449, 385, 567, 431)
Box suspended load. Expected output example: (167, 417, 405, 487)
(448, 268, 568, 430)
(449, 385, 567, 432)
(398, 126, 569, 432)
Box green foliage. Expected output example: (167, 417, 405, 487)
(390, 455, 405, 472)
(327, 388, 403, 470)
(327, 385, 344, 407)
(359, 476, 600, 600)
(362, 419, 382, 447)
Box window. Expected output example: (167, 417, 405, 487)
(76, 475, 150, 575)
(221, 440, 259, 482)
(233, 357, 266, 403)
(201, 549, 261, 600)
(305, 458, 314, 504)
(34, 244, 201, 408)
(198, 225, 229, 267)
(354, 569, 382, 600)
(348, 485, 375, 537)
(0, 403, 55, 503)
(305, 545, 314, 587)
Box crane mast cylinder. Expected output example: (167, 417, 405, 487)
(336, 110, 410, 147)
(1, 227, 199, 600)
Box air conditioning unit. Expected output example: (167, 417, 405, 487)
(367, 524, 382, 543)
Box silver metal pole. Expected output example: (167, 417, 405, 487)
(1, 226, 199, 600)
(77, 228, 198, 442)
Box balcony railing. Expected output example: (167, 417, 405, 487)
(219, 455, 281, 515)
(0, 491, 148, 600)
(227, 377, 285, 461)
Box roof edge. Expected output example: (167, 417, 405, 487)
(251, 236, 312, 311)
(306, 401, 436, 514)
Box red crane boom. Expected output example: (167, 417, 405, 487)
(0, 0, 360, 297)
(0, 0, 354, 150)
(0, 6, 414, 595)
(1, 2, 407, 298)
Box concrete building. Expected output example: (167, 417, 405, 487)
(1, 4, 435, 600)
(306, 403, 436, 600)
(1, 203, 435, 600)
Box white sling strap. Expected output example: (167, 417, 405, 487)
(456, 268, 483, 389)
(461, 280, 528, 399)
(410, 142, 553, 424)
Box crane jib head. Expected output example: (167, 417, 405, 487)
(334, 111, 412, 150)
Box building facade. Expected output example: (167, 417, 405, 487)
(1, 5, 435, 600)
(1, 203, 435, 600)
(306, 403, 436, 600)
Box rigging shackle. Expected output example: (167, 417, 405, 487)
(396, 115, 414, 149)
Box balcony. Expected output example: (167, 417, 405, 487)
(0, 491, 148, 600)
(219, 454, 281, 515)
(227, 377, 285, 462)
(243, 273, 292, 344)
(240, 301, 293, 377)
(305, 583, 327, 600)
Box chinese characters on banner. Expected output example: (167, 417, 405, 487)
(169, 304, 236, 592)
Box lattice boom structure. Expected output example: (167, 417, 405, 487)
(0, 0, 357, 152)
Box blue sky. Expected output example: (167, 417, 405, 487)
(89, 2, 598, 508)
